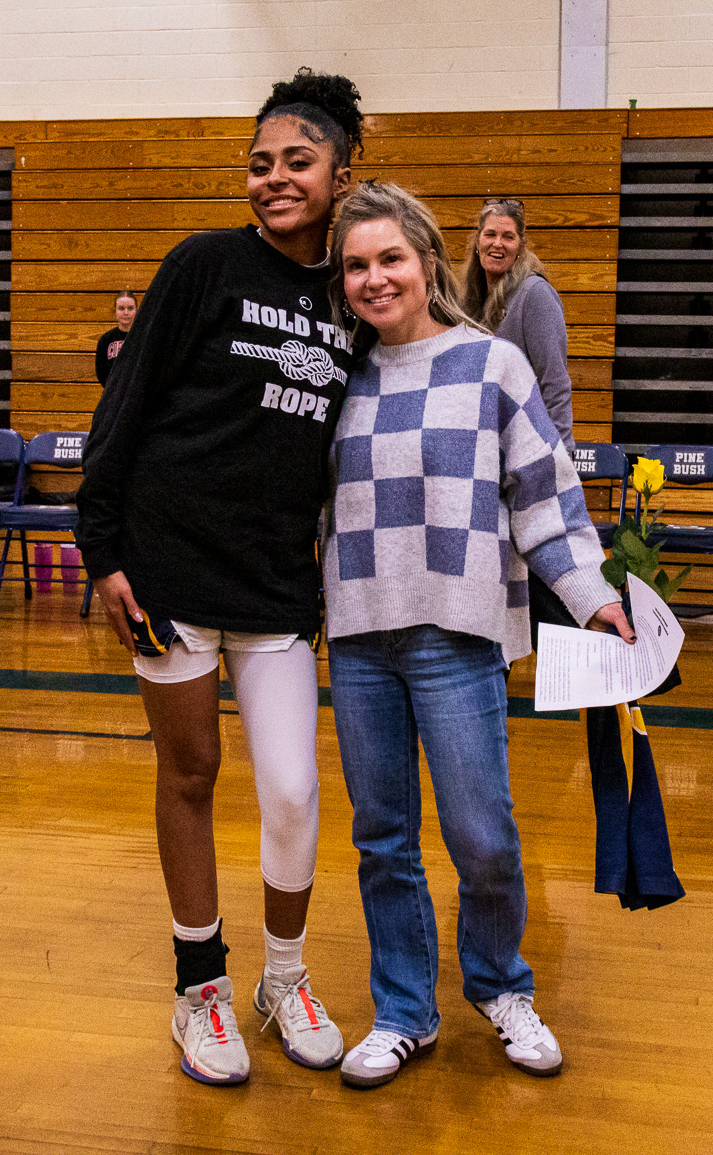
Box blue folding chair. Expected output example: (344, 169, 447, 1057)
(636, 444, 713, 556)
(0, 429, 31, 599)
(573, 442, 630, 549)
(0, 431, 93, 615)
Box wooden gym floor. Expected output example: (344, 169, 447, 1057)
(1, 581, 712, 1155)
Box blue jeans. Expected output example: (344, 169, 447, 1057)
(329, 625, 534, 1037)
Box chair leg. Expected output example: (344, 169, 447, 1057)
(0, 527, 13, 592)
(20, 531, 33, 599)
(80, 577, 93, 618)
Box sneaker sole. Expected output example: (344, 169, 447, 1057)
(340, 1038, 437, 1089)
(510, 1056, 563, 1078)
(253, 989, 343, 1070)
(172, 1021, 249, 1086)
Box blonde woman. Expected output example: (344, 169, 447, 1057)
(462, 198, 574, 454)
(324, 182, 633, 1089)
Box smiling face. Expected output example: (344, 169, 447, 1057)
(247, 115, 350, 263)
(477, 213, 522, 287)
(342, 217, 446, 346)
(114, 295, 137, 331)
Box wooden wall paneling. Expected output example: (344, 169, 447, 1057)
(11, 383, 102, 412)
(628, 108, 713, 139)
(568, 360, 613, 390)
(11, 260, 618, 295)
(445, 229, 617, 263)
(16, 133, 624, 171)
(9, 320, 617, 359)
(44, 117, 255, 141)
(12, 353, 97, 381)
(13, 194, 619, 233)
(12, 294, 137, 324)
(14, 227, 618, 264)
(13, 231, 195, 261)
(14, 288, 618, 327)
(32, 110, 629, 141)
(13, 164, 621, 201)
(571, 391, 614, 423)
(12, 323, 108, 352)
(560, 294, 616, 326)
(12, 294, 141, 324)
(12, 198, 257, 231)
(11, 412, 93, 440)
(421, 195, 620, 229)
(0, 122, 47, 147)
(363, 110, 629, 136)
(12, 262, 161, 292)
(565, 328, 615, 358)
(572, 422, 611, 441)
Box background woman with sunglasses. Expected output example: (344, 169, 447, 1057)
(462, 198, 574, 454)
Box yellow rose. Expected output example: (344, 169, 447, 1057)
(632, 457, 665, 496)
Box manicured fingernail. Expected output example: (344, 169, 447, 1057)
(134, 612, 143, 621)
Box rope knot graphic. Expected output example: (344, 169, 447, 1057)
(230, 339, 347, 388)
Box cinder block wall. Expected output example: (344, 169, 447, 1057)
(608, 0, 713, 108)
(2, 0, 562, 117)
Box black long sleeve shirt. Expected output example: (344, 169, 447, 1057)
(76, 225, 352, 635)
(95, 326, 128, 387)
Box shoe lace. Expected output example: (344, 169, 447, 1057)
(491, 994, 546, 1048)
(191, 990, 240, 1049)
(356, 1029, 404, 1056)
(259, 971, 330, 1035)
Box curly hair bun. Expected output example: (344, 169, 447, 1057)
(256, 66, 364, 160)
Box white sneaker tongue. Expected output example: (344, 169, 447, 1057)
(187, 976, 231, 1005)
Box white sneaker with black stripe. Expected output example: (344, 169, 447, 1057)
(340, 1027, 438, 1088)
(476, 991, 562, 1076)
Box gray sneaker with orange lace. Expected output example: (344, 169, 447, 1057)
(254, 965, 343, 1069)
(172, 976, 250, 1085)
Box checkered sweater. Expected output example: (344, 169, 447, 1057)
(323, 324, 617, 663)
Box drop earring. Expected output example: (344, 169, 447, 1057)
(343, 297, 356, 319)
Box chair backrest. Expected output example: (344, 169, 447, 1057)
(0, 429, 24, 468)
(573, 441, 630, 527)
(24, 431, 89, 468)
(573, 442, 629, 483)
(648, 444, 713, 486)
(0, 429, 25, 504)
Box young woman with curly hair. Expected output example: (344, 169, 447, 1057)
(76, 67, 362, 1086)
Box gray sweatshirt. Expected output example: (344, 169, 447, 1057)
(495, 275, 575, 454)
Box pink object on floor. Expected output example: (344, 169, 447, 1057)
(60, 544, 81, 591)
(34, 543, 53, 591)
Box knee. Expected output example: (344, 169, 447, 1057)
(156, 734, 221, 804)
(271, 774, 319, 829)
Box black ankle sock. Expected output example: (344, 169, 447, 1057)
(173, 920, 229, 995)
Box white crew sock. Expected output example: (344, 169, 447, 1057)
(263, 924, 306, 977)
(172, 915, 221, 942)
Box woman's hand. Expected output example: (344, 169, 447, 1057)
(585, 601, 636, 644)
(94, 571, 143, 656)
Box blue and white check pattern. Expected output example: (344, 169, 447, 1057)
(324, 326, 616, 663)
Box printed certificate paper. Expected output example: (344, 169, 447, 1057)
(535, 574, 684, 711)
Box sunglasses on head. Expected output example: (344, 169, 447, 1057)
(482, 197, 524, 209)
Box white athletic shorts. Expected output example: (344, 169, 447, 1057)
(133, 621, 299, 683)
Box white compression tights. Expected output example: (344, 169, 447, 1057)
(222, 640, 319, 893)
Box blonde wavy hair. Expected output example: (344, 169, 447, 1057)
(461, 200, 545, 331)
(330, 181, 484, 353)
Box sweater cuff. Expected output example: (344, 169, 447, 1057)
(552, 564, 621, 628)
(76, 540, 123, 581)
